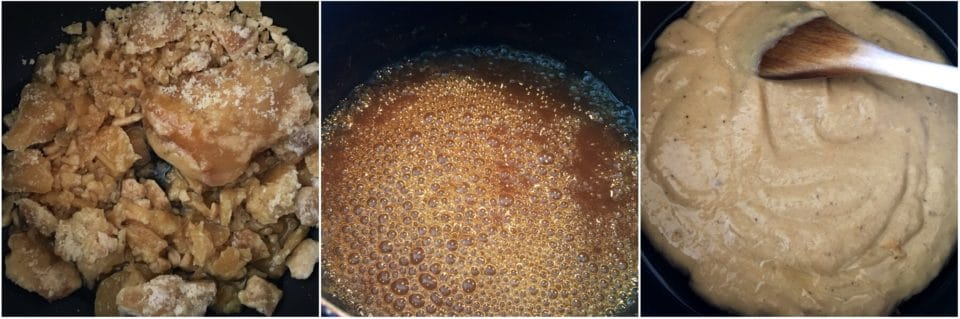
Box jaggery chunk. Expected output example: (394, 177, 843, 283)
(187, 221, 216, 267)
(5, 232, 82, 301)
(245, 164, 300, 225)
(294, 186, 318, 227)
(3, 83, 67, 151)
(217, 187, 246, 226)
(207, 246, 252, 281)
(55, 207, 124, 286)
(77, 248, 126, 288)
(229, 229, 270, 261)
(95, 267, 146, 316)
(143, 58, 311, 186)
(124, 223, 171, 273)
(116, 274, 216, 316)
(295, 186, 320, 226)
(108, 198, 180, 236)
(2, 196, 15, 227)
(16, 198, 58, 236)
(236, 2, 262, 18)
(285, 238, 317, 279)
(304, 150, 318, 178)
(2, 149, 54, 193)
(54, 207, 121, 265)
(272, 117, 318, 160)
(123, 3, 186, 54)
(92, 125, 141, 176)
(142, 179, 171, 210)
(238, 276, 282, 316)
(215, 21, 258, 59)
(211, 281, 244, 314)
(178, 51, 212, 73)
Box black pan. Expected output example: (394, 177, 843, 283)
(1, 2, 319, 316)
(640, 2, 958, 316)
(320, 2, 638, 316)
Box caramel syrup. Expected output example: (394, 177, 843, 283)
(322, 47, 637, 316)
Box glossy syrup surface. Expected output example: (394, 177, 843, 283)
(321, 48, 637, 316)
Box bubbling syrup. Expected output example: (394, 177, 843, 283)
(322, 47, 637, 316)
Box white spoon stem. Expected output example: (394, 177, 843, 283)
(853, 44, 959, 94)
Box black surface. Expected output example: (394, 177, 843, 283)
(1, 2, 319, 316)
(321, 1, 638, 316)
(321, 1, 639, 120)
(641, 2, 958, 316)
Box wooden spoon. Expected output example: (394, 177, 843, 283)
(758, 17, 959, 93)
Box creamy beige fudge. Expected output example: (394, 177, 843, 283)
(642, 2, 957, 315)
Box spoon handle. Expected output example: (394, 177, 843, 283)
(854, 44, 960, 94)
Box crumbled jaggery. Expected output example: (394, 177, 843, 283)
(2, 3, 317, 314)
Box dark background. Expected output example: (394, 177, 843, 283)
(321, 1, 638, 316)
(641, 2, 958, 316)
(321, 1, 639, 120)
(1, 2, 318, 316)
